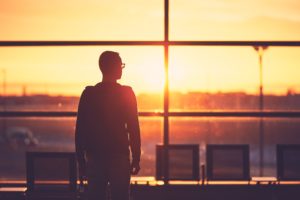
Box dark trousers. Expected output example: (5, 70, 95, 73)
(87, 155, 130, 200)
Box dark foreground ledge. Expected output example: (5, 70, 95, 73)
(1, 184, 300, 200)
(131, 184, 300, 200)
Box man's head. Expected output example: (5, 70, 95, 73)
(99, 51, 124, 80)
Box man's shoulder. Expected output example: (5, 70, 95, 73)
(80, 86, 95, 97)
(84, 85, 94, 91)
(121, 85, 133, 91)
(120, 85, 135, 96)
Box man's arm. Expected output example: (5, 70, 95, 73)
(126, 87, 141, 175)
(75, 89, 88, 182)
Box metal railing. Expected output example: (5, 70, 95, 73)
(1, 111, 300, 118)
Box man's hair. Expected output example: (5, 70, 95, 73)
(99, 51, 121, 75)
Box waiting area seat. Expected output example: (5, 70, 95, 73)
(277, 144, 300, 182)
(206, 144, 250, 182)
(26, 152, 78, 200)
(156, 144, 200, 181)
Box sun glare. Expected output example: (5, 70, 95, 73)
(137, 58, 186, 93)
(139, 59, 164, 92)
(169, 63, 185, 85)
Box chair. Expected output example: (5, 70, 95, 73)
(206, 144, 250, 182)
(277, 144, 300, 181)
(156, 144, 199, 181)
(26, 152, 78, 200)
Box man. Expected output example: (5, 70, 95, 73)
(75, 51, 141, 200)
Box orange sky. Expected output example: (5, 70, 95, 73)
(0, 0, 300, 96)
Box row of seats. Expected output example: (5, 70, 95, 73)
(25, 144, 300, 199)
(156, 144, 300, 182)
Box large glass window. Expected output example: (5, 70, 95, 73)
(0, 0, 163, 40)
(1, 0, 300, 181)
(0, 117, 162, 180)
(0, 47, 164, 111)
(263, 47, 300, 110)
(170, 0, 300, 40)
(169, 47, 260, 111)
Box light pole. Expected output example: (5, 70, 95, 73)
(2, 69, 6, 111)
(1, 69, 6, 136)
(253, 46, 268, 177)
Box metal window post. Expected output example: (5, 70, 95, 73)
(163, 0, 170, 184)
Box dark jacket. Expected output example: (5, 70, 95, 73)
(75, 82, 141, 165)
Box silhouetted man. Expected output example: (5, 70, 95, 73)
(75, 51, 141, 200)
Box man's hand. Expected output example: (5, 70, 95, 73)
(130, 161, 140, 175)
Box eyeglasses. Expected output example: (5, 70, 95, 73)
(121, 63, 125, 69)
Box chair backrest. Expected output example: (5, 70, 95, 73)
(206, 144, 250, 181)
(26, 152, 77, 192)
(156, 144, 199, 181)
(277, 144, 300, 181)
